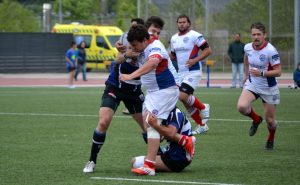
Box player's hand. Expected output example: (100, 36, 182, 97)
(145, 112, 157, 127)
(119, 74, 132, 81)
(250, 67, 261, 77)
(115, 41, 126, 53)
(185, 59, 196, 68)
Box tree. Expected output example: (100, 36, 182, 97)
(113, 0, 159, 31)
(0, 0, 40, 32)
(213, 0, 294, 50)
(53, 0, 101, 21)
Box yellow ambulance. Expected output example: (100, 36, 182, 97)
(52, 23, 123, 71)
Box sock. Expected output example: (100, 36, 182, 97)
(144, 159, 155, 169)
(178, 135, 188, 146)
(89, 130, 106, 164)
(187, 95, 206, 110)
(267, 122, 277, 141)
(189, 107, 204, 126)
(247, 107, 261, 124)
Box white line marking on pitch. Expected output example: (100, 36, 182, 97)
(0, 112, 299, 123)
(90, 177, 241, 185)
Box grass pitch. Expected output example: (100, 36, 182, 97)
(0, 87, 299, 185)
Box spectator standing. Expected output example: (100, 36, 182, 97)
(293, 62, 300, 89)
(228, 33, 245, 88)
(75, 41, 87, 81)
(65, 41, 77, 88)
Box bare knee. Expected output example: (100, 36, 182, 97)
(237, 102, 249, 115)
(96, 118, 110, 132)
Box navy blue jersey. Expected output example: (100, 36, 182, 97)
(162, 107, 193, 161)
(106, 62, 141, 92)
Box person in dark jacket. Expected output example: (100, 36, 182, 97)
(228, 33, 245, 88)
(293, 62, 300, 89)
(75, 41, 87, 81)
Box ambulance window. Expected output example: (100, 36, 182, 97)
(106, 35, 120, 48)
(74, 35, 91, 48)
(96, 36, 109, 49)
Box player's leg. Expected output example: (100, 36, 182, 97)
(237, 89, 263, 136)
(83, 87, 120, 173)
(263, 103, 278, 150)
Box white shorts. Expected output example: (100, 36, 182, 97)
(244, 80, 280, 105)
(144, 86, 179, 119)
(178, 71, 202, 90)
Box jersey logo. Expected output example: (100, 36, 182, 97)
(188, 78, 193, 82)
(272, 54, 279, 62)
(197, 35, 204, 42)
(152, 109, 159, 115)
(149, 47, 161, 53)
(259, 54, 266, 62)
(183, 37, 189, 43)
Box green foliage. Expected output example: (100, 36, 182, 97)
(171, 0, 204, 18)
(113, 0, 159, 31)
(53, 0, 100, 20)
(214, 0, 294, 51)
(0, 87, 300, 185)
(0, 0, 40, 32)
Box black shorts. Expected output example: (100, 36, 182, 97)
(179, 82, 194, 95)
(161, 153, 191, 172)
(100, 84, 144, 114)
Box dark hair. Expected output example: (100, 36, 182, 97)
(71, 41, 76, 47)
(131, 18, 144, 25)
(145, 16, 164, 29)
(177, 14, 191, 24)
(250, 22, 266, 34)
(127, 24, 150, 43)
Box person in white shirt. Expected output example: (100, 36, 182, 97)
(237, 22, 281, 150)
(169, 15, 212, 135)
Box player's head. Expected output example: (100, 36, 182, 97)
(176, 14, 191, 33)
(145, 16, 164, 37)
(250, 22, 266, 48)
(131, 18, 145, 26)
(127, 24, 150, 52)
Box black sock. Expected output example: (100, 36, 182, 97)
(89, 130, 106, 164)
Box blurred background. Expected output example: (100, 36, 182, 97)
(0, 0, 299, 73)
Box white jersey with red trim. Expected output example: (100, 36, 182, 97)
(170, 30, 207, 73)
(244, 42, 280, 88)
(138, 39, 176, 92)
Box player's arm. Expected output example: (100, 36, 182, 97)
(186, 42, 212, 67)
(115, 52, 126, 64)
(262, 64, 282, 77)
(119, 56, 160, 81)
(243, 54, 249, 83)
(146, 113, 179, 141)
(169, 51, 176, 61)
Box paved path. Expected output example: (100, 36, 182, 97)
(0, 72, 293, 88)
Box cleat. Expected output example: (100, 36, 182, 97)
(192, 124, 209, 135)
(249, 116, 263, 136)
(184, 136, 196, 161)
(131, 166, 155, 176)
(83, 161, 95, 173)
(200, 104, 210, 124)
(265, 140, 274, 150)
(122, 109, 130, 115)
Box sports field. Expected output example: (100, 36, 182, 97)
(0, 87, 299, 185)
